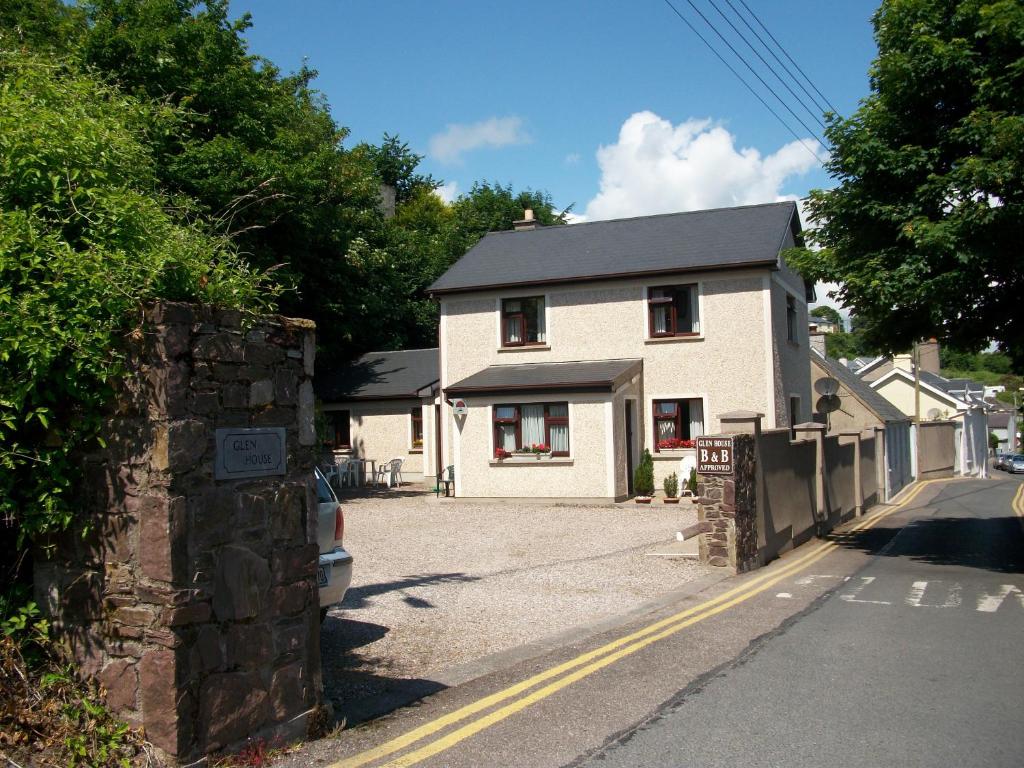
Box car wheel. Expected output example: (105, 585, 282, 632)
(320, 607, 329, 623)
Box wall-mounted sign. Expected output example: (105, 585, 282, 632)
(215, 427, 286, 480)
(696, 436, 734, 475)
(451, 399, 469, 416)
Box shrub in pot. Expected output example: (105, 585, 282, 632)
(687, 467, 698, 499)
(634, 449, 655, 502)
(663, 472, 680, 503)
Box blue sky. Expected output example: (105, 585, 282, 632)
(231, 0, 879, 225)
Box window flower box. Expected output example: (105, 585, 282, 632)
(657, 438, 695, 450)
(494, 448, 512, 460)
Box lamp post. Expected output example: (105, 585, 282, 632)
(1015, 387, 1024, 453)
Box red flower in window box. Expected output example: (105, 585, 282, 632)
(530, 443, 550, 454)
(657, 438, 696, 450)
(494, 448, 512, 460)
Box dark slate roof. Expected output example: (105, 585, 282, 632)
(429, 202, 798, 294)
(989, 412, 1010, 429)
(445, 359, 643, 396)
(316, 348, 438, 401)
(813, 351, 910, 424)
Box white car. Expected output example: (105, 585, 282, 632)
(315, 467, 353, 622)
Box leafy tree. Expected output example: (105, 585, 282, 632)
(0, 0, 85, 52)
(809, 305, 843, 328)
(0, 52, 277, 543)
(357, 133, 439, 204)
(788, 0, 1024, 368)
(453, 182, 570, 243)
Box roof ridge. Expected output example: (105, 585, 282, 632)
(360, 347, 439, 355)
(480, 200, 796, 236)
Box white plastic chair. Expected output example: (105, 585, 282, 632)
(388, 458, 404, 487)
(342, 459, 359, 488)
(373, 459, 392, 487)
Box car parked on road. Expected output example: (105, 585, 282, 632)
(994, 453, 1011, 470)
(316, 467, 353, 622)
(1007, 455, 1024, 474)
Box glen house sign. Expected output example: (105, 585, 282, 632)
(215, 427, 287, 480)
(697, 436, 734, 475)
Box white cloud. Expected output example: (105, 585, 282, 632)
(564, 152, 581, 165)
(584, 111, 824, 221)
(435, 181, 459, 204)
(563, 211, 588, 225)
(428, 116, 531, 164)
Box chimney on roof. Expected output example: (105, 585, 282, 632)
(809, 331, 826, 358)
(918, 338, 940, 374)
(894, 353, 914, 372)
(513, 208, 537, 232)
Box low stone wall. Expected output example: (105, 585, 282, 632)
(34, 302, 321, 763)
(698, 413, 881, 573)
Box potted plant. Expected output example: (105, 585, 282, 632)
(633, 449, 655, 503)
(686, 467, 698, 501)
(663, 472, 680, 503)
(494, 448, 511, 460)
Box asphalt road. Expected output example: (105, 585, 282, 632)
(579, 478, 1024, 768)
(283, 478, 1024, 768)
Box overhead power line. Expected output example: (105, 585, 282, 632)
(676, 0, 827, 149)
(721, 0, 832, 117)
(734, 0, 841, 117)
(660, 0, 825, 164)
(704, 0, 827, 131)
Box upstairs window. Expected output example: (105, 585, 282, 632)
(653, 399, 704, 451)
(493, 403, 569, 456)
(501, 296, 546, 346)
(648, 285, 700, 337)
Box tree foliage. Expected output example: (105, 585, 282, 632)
(788, 0, 1024, 367)
(809, 305, 843, 327)
(0, 52, 277, 542)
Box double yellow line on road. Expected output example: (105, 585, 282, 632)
(1012, 482, 1024, 525)
(332, 481, 935, 768)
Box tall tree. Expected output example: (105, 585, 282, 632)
(788, 0, 1024, 367)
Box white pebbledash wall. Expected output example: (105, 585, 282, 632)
(440, 262, 811, 500)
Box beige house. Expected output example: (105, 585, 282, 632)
(429, 202, 813, 501)
(316, 348, 440, 482)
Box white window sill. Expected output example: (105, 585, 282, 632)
(652, 449, 697, 459)
(409, 448, 423, 454)
(489, 457, 574, 466)
(498, 344, 551, 353)
(644, 335, 704, 344)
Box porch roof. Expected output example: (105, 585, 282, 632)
(445, 358, 642, 397)
(316, 348, 439, 401)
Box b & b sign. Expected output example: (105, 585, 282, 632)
(696, 436, 734, 475)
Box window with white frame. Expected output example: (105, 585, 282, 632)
(652, 398, 704, 451)
(501, 296, 546, 346)
(493, 403, 569, 455)
(648, 284, 700, 337)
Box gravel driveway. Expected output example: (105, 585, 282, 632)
(321, 490, 710, 720)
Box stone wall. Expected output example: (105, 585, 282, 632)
(34, 302, 321, 763)
(698, 413, 881, 573)
(696, 434, 758, 573)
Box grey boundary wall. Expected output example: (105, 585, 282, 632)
(33, 302, 322, 763)
(697, 412, 882, 573)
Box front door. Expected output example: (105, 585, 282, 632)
(625, 400, 635, 495)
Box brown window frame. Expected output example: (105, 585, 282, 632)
(652, 399, 697, 452)
(492, 403, 570, 456)
(411, 407, 423, 448)
(501, 296, 546, 347)
(327, 410, 351, 450)
(647, 285, 699, 338)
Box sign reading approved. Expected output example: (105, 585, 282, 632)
(696, 436, 734, 475)
(215, 427, 286, 480)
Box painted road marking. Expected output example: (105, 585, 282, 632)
(776, 592, 793, 599)
(905, 580, 962, 608)
(977, 585, 1024, 613)
(329, 480, 936, 768)
(840, 576, 891, 605)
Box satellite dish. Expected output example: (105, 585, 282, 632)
(816, 394, 842, 414)
(926, 408, 942, 420)
(815, 377, 840, 397)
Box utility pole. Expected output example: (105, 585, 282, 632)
(914, 340, 921, 477)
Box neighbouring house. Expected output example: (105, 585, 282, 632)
(316, 348, 440, 482)
(860, 354, 989, 478)
(810, 349, 913, 499)
(808, 316, 840, 334)
(988, 408, 1018, 453)
(429, 201, 814, 501)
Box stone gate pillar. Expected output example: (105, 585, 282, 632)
(34, 302, 322, 763)
(696, 411, 761, 573)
